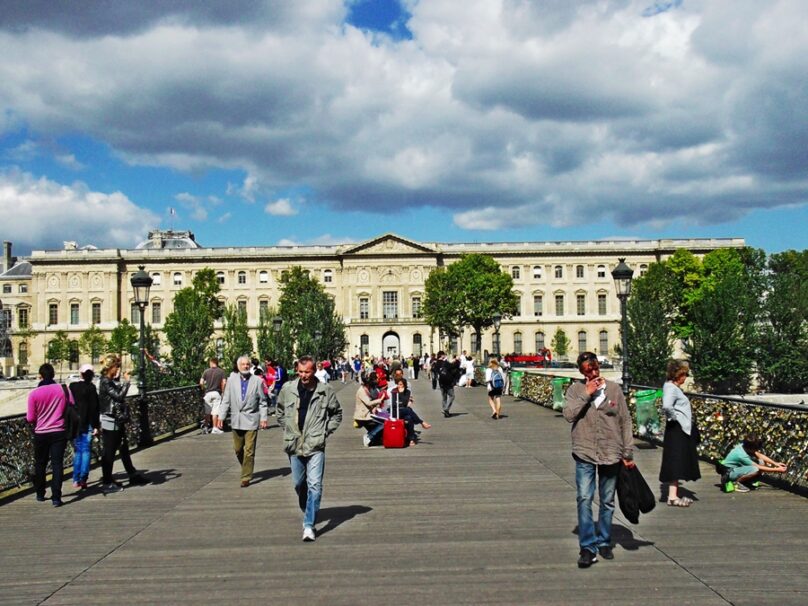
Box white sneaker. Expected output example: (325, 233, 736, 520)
(362, 434, 371, 448)
(302, 527, 316, 542)
(211, 427, 224, 434)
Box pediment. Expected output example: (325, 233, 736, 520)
(340, 233, 436, 256)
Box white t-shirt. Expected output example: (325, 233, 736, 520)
(315, 369, 329, 383)
(485, 367, 504, 387)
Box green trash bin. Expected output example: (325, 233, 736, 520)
(510, 370, 525, 397)
(552, 377, 571, 411)
(635, 389, 662, 438)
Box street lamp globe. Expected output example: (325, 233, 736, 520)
(272, 316, 283, 333)
(130, 265, 153, 307)
(611, 258, 634, 298)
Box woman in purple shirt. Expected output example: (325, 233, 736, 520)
(27, 363, 74, 507)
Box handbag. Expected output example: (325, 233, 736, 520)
(62, 384, 81, 441)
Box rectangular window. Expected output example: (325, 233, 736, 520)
(471, 333, 478, 356)
(411, 296, 422, 319)
(0, 309, 11, 330)
(259, 300, 269, 319)
(359, 298, 369, 320)
(131, 303, 141, 325)
(18, 307, 29, 329)
(237, 300, 247, 315)
(413, 334, 423, 357)
(533, 295, 543, 316)
(577, 294, 586, 316)
(576, 265, 584, 279)
(513, 332, 523, 354)
(599, 330, 609, 355)
(92, 302, 101, 324)
(383, 291, 398, 319)
(70, 303, 79, 325)
(555, 294, 564, 316)
(48, 303, 58, 325)
(578, 331, 587, 353)
(152, 302, 161, 324)
(554, 266, 563, 279)
(511, 266, 521, 279)
(2, 284, 11, 294)
(360, 334, 369, 357)
(18, 342, 28, 366)
(598, 294, 607, 316)
(19, 284, 28, 293)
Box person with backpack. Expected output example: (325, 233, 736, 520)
(69, 364, 100, 488)
(485, 358, 505, 419)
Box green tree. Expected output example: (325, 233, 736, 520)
(221, 304, 253, 369)
(626, 262, 677, 386)
(164, 286, 215, 385)
(756, 250, 808, 393)
(46, 330, 70, 375)
(683, 247, 765, 394)
(423, 254, 518, 356)
(192, 268, 225, 320)
(136, 325, 175, 390)
(551, 328, 570, 358)
(109, 319, 138, 372)
(256, 306, 282, 362)
(78, 324, 108, 364)
(276, 267, 347, 364)
(665, 248, 704, 338)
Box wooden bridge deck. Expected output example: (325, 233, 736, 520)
(1, 378, 806, 605)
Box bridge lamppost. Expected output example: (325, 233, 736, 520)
(492, 313, 502, 358)
(611, 258, 634, 396)
(130, 265, 153, 446)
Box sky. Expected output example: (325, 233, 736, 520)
(0, 0, 806, 255)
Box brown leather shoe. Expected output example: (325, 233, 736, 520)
(240, 480, 249, 488)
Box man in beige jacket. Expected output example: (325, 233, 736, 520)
(563, 351, 634, 569)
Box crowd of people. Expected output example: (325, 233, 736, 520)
(24, 347, 790, 556)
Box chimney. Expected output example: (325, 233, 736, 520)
(2, 242, 11, 273)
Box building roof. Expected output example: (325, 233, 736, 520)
(0, 261, 32, 279)
(135, 230, 202, 250)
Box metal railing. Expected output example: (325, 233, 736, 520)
(0, 385, 202, 496)
(511, 371, 808, 491)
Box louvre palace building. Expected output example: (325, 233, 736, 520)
(0, 231, 744, 376)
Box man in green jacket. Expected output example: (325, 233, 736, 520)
(277, 355, 343, 542)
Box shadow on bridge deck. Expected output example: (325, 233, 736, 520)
(1, 378, 806, 605)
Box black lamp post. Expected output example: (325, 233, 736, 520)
(492, 313, 502, 358)
(130, 265, 153, 446)
(611, 258, 634, 395)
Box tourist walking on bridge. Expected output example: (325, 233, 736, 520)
(277, 355, 343, 542)
(215, 355, 268, 487)
(564, 352, 634, 568)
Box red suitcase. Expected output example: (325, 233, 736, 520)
(383, 393, 407, 448)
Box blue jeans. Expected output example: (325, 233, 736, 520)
(574, 455, 619, 554)
(72, 427, 94, 483)
(290, 452, 325, 530)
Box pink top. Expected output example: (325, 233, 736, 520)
(26, 383, 74, 434)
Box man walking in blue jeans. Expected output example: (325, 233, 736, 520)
(563, 352, 634, 568)
(277, 355, 343, 542)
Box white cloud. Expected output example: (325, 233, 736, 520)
(0, 169, 158, 252)
(264, 198, 298, 216)
(0, 0, 806, 233)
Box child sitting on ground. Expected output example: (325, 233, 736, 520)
(720, 433, 788, 493)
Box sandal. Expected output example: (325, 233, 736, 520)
(667, 496, 693, 507)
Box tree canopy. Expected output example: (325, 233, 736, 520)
(423, 254, 518, 356)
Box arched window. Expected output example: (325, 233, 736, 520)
(259, 270, 269, 283)
(238, 271, 247, 285)
(535, 331, 545, 351)
(533, 266, 542, 280)
(597, 265, 607, 278)
(151, 272, 162, 285)
(599, 330, 609, 355)
(173, 272, 183, 286)
(18, 341, 28, 366)
(578, 330, 587, 354)
(576, 265, 584, 279)
(216, 271, 225, 285)
(639, 264, 648, 276)
(511, 266, 521, 279)
(554, 265, 563, 279)
(323, 269, 333, 283)
(513, 331, 523, 354)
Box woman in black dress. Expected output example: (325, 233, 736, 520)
(659, 359, 700, 506)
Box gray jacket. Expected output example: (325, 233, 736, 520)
(218, 372, 267, 430)
(563, 379, 634, 465)
(277, 378, 342, 457)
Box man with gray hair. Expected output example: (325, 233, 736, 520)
(215, 355, 268, 487)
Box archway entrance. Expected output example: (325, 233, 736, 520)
(381, 331, 400, 358)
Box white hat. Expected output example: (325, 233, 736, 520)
(79, 363, 94, 375)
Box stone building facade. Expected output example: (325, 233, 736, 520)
(0, 232, 745, 375)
